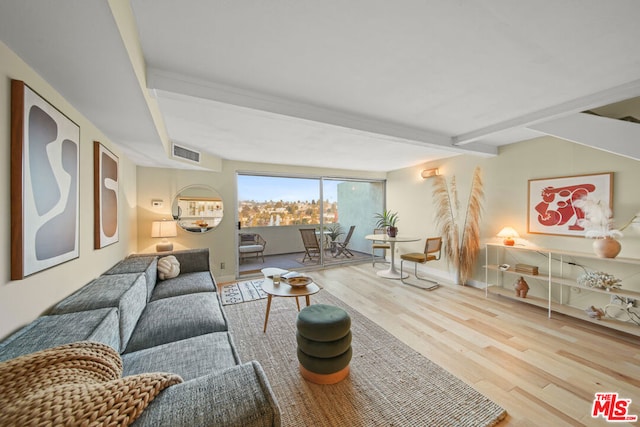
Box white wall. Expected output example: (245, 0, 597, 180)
(387, 136, 640, 285)
(0, 41, 138, 339)
(136, 161, 385, 283)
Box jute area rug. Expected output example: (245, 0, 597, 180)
(224, 290, 507, 427)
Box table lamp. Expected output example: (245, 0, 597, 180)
(151, 220, 177, 252)
(497, 226, 519, 246)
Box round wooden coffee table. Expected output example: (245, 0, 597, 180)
(261, 268, 320, 332)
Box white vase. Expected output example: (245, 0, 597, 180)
(592, 237, 621, 258)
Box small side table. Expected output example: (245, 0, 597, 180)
(260, 268, 320, 333)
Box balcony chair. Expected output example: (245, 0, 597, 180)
(300, 228, 321, 262)
(371, 228, 390, 266)
(238, 233, 267, 264)
(400, 237, 442, 290)
(333, 225, 356, 258)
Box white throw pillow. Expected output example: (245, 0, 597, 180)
(157, 255, 180, 280)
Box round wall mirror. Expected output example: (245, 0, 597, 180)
(172, 185, 223, 233)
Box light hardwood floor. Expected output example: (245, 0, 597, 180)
(310, 263, 640, 426)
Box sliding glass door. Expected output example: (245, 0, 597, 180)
(237, 173, 385, 276)
(321, 178, 385, 266)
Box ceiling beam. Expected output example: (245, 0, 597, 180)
(452, 78, 640, 146)
(147, 68, 497, 157)
(527, 112, 640, 161)
(108, 1, 222, 171)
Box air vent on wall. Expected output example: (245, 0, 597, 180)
(172, 143, 201, 163)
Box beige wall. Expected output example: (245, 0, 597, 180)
(0, 41, 138, 339)
(387, 136, 640, 285)
(136, 161, 385, 283)
(137, 137, 640, 288)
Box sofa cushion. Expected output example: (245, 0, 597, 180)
(51, 273, 147, 352)
(131, 362, 281, 427)
(167, 249, 210, 274)
(127, 249, 215, 289)
(131, 249, 209, 274)
(124, 292, 228, 353)
(150, 272, 216, 301)
(104, 256, 158, 301)
(122, 332, 240, 381)
(0, 308, 119, 362)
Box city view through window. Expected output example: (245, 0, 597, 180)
(237, 174, 385, 259)
(238, 175, 339, 227)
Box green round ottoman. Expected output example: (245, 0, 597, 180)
(296, 331, 352, 358)
(296, 304, 352, 384)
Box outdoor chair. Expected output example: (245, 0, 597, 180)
(238, 233, 267, 263)
(333, 225, 356, 258)
(371, 228, 390, 266)
(300, 228, 321, 262)
(400, 237, 442, 290)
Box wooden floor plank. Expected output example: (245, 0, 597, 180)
(309, 263, 640, 426)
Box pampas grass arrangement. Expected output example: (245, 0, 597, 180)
(573, 196, 623, 238)
(432, 167, 484, 285)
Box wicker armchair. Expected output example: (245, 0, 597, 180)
(238, 233, 267, 263)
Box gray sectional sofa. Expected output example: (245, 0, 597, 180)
(0, 248, 281, 427)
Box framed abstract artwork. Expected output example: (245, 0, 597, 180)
(11, 80, 80, 279)
(527, 172, 613, 237)
(94, 141, 119, 249)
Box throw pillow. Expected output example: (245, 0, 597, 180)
(158, 255, 180, 280)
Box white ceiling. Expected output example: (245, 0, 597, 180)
(1, 1, 640, 172)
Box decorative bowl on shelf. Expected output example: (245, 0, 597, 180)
(285, 276, 313, 287)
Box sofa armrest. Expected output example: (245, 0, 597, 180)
(132, 361, 281, 427)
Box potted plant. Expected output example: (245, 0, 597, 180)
(374, 210, 399, 237)
(573, 196, 623, 258)
(325, 224, 344, 254)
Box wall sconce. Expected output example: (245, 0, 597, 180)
(151, 220, 177, 252)
(497, 226, 519, 246)
(421, 168, 439, 179)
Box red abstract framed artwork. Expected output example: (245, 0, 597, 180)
(11, 80, 80, 279)
(528, 173, 613, 237)
(94, 141, 119, 249)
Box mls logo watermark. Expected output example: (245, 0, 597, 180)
(592, 393, 638, 422)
